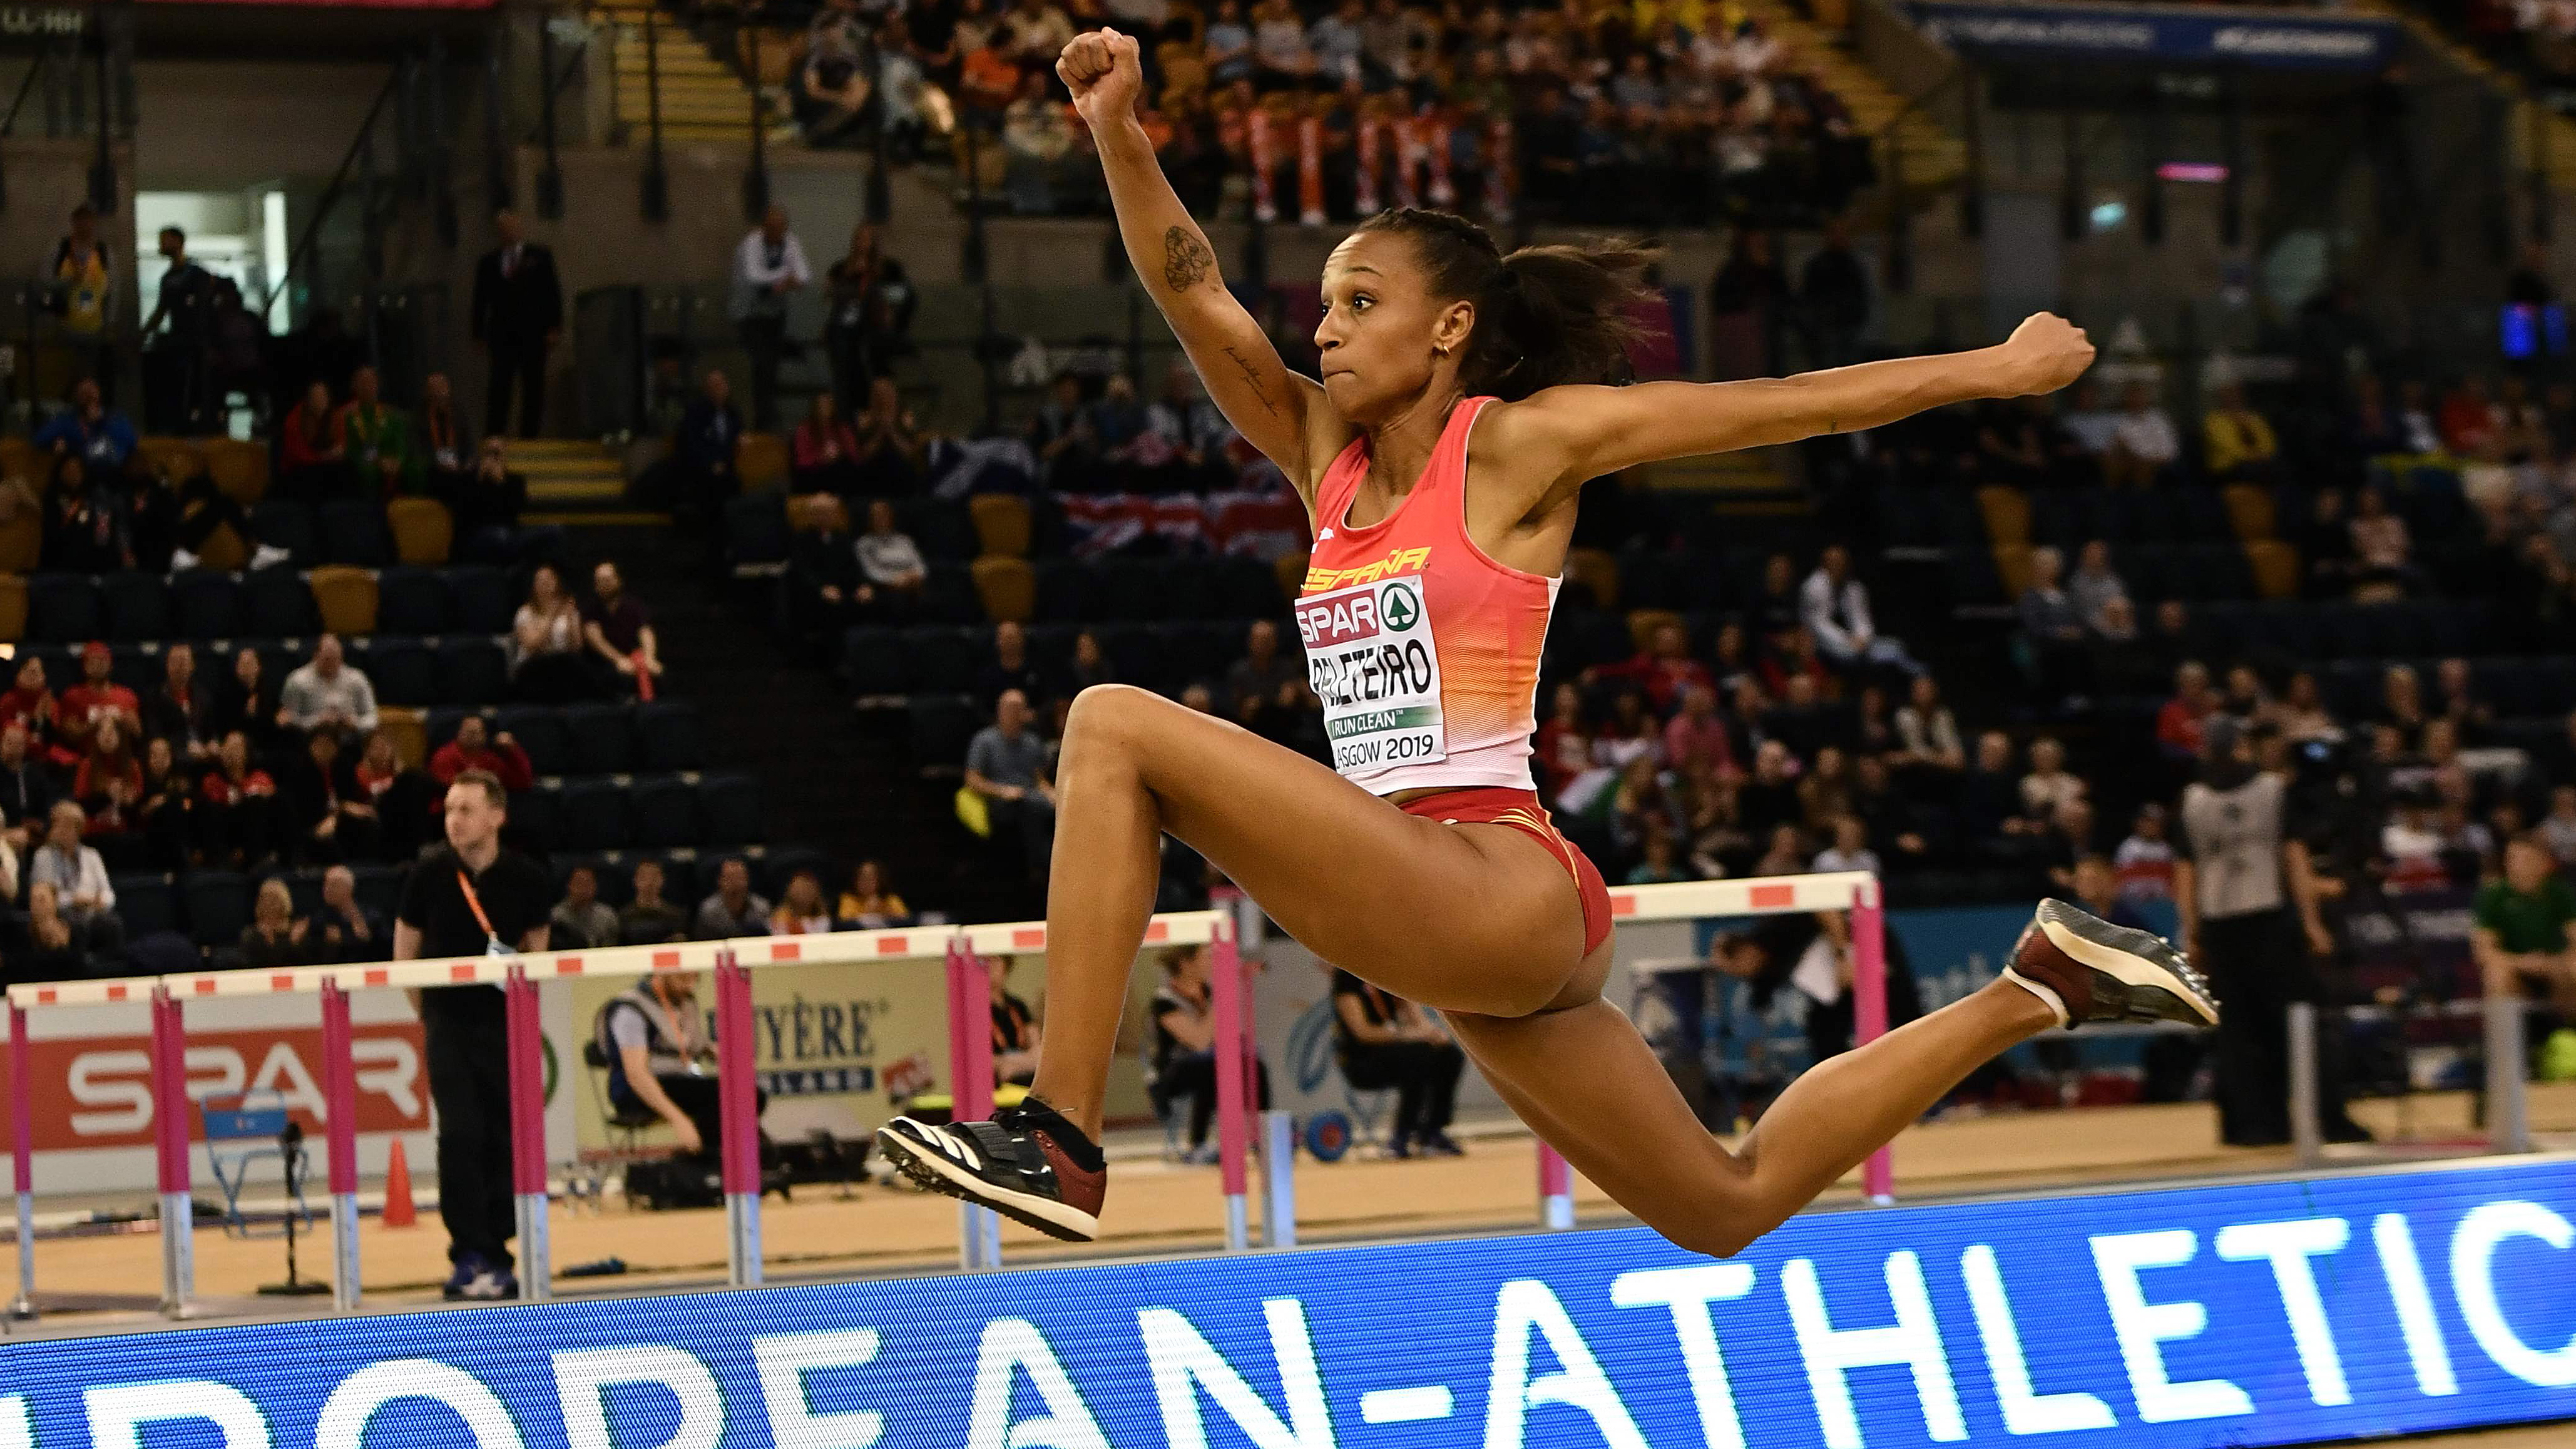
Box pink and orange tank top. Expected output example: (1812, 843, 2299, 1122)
(1294, 396, 1560, 795)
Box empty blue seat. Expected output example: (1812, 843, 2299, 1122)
(508, 782, 562, 854)
(26, 575, 103, 644)
(1211, 556, 1281, 618)
(437, 637, 508, 705)
(699, 772, 760, 846)
(907, 694, 981, 769)
(558, 779, 631, 851)
(562, 702, 636, 776)
(448, 566, 515, 634)
(897, 497, 978, 560)
(725, 493, 791, 571)
(1541, 608, 1633, 677)
(1941, 548, 2006, 608)
(98, 573, 170, 642)
(921, 563, 981, 623)
(759, 846, 832, 900)
(243, 565, 316, 638)
(377, 568, 453, 635)
(1031, 561, 1093, 622)
(318, 501, 391, 567)
(911, 625, 984, 694)
(170, 570, 248, 641)
(635, 700, 701, 771)
(630, 776, 701, 848)
(362, 638, 437, 708)
(2175, 487, 2231, 541)
(491, 704, 571, 776)
(843, 627, 916, 694)
(349, 864, 401, 924)
(249, 501, 317, 566)
(111, 873, 180, 940)
(185, 871, 252, 949)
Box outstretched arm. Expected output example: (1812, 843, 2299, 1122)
(1060, 30, 1347, 499)
(1484, 314, 2096, 512)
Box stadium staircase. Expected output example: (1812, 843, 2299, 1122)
(2361, 0, 2576, 195)
(516, 438, 642, 522)
(593, 0, 790, 146)
(1739, 0, 1966, 213)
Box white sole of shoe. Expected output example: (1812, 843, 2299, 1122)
(2037, 915, 2221, 1025)
(875, 1124, 1100, 1242)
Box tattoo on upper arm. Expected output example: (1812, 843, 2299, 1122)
(1220, 346, 1279, 416)
(1162, 227, 1214, 293)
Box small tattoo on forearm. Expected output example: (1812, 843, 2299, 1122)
(1163, 227, 1214, 292)
(1220, 346, 1277, 415)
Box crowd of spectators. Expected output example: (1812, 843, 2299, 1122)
(770, 0, 1873, 228)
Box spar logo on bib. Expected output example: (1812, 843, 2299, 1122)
(1300, 576, 1447, 776)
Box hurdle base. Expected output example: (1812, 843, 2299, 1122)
(1260, 1110, 1296, 1249)
(514, 1193, 551, 1303)
(1224, 1194, 1249, 1252)
(1541, 1194, 1575, 1232)
(727, 1192, 765, 1286)
(330, 1194, 360, 1311)
(158, 1190, 194, 1318)
(12, 1189, 35, 1320)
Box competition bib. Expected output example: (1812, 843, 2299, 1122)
(1296, 576, 1444, 776)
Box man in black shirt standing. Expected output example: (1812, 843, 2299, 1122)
(394, 769, 552, 1300)
(470, 208, 563, 440)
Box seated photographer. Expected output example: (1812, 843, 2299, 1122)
(1331, 968, 1465, 1157)
(1148, 943, 1271, 1162)
(593, 970, 762, 1162)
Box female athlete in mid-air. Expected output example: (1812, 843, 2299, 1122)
(879, 28, 2217, 1256)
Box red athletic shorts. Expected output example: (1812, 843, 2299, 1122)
(1396, 786, 1614, 955)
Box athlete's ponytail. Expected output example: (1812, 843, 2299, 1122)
(1357, 208, 1659, 402)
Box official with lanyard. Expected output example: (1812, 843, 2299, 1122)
(393, 769, 552, 1301)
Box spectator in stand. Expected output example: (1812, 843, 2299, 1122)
(1798, 544, 1919, 678)
(2103, 382, 2180, 488)
(551, 864, 621, 950)
(511, 564, 593, 705)
(977, 620, 1046, 710)
(1663, 683, 1737, 781)
(1599, 619, 1715, 715)
(2472, 836, 2575, 1042)
(209, 648, 284, 762)
(307, 864, 387, 965)
(1331, 966, 1464, 1157)
(279, 381, 352, 502)
(665, 371, 744, 528)
(1957, 730, 2037, 857)
(198, 730, 280, 869)
(1812, 814, 1879, 876)
(59, 642, 140, 759)
(35, 379, 138, 483)
(282, 727, 378, 864)
(2274, 671, 2341, 745)
(41, 456, 122, 574)
(413, 372, 473, 499)
(2020, 736, 2087, 821)
(730, 206, 812, 432)
(0, 657, 58, 756)
(1149, 943, 1272, 1162)
(337, 366, 411, 498)
(141, 643, 215, 763)
(965, 687, 1055, 881)
(1708, 230, 1789, 377)
(2201, 382, 2281, 483)
(1224, 620, 1300, 719)
(856, 498, 929, 616)
(73, 707, 142, 811)
(471, 208, 563, 439)
(2300, 488, 2357, 599)
(0, 719, 50, 849)
(2432, 657, 2496, 745)
(793, 392, 864, 496)
(2440, 376, 2502, 456)
(1250, 0, 1317, 85)
(2539, 786, 2576, 871)
(2349, 486, 2416, 600)
(429, 715, 536, 792)
(278, 635, 380, 745)
(1799, 217, 1869, 369)
(1891, 674, 1964, 776)
(2067, 541, 2129, 637)
(1627, 829, 1690, 884)
(2114, 802, 2177, 906)
(19, 882, 84, 981)
(1063, 629, 1116, 697)
(2157, 662, 2217, 763)
(772, 869, 836, 934)
(838, 859, 912, 927)
(695, 857, 774, 940)
(989, 956, 1042, 1087)
(787, 496, 866, 638)
(136, 736, 194, 869)
(583, 561, 665, 698)
(1753, 822, 1808, 879)
(447, 439, 528, 564)
(620, 859, 690, 945)
(48, 203, 111, 386)
(1143, 361, 1233, 489)
(31, 800, 120, 962)
(237, 879, 310, 971)
(847, 377, 925, 499)
(2017, 545, 2092, 703)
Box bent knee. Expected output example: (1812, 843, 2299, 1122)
(1063, 683, 1167, 754)
(1667, 1221, 1759, 1260)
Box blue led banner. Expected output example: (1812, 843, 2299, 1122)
(0, 1157, 2568, 1447)
(1910, 1, 2400, 71)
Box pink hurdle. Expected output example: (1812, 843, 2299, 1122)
(9, 1003, 33, 1319)
(1210, 918, 1252, 1251)
(1851, 877, 1895, 1204)
(320, 981, 361, 1308)
(148, 988, 192, 1314)
(503, 966, 549, 1300)
(944, 940, 1001, 1268)
(715, 950, 764, 1286)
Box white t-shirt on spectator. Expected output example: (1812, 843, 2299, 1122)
(2115, 408, 2180, 464)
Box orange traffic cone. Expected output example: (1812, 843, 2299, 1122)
(381, 1140, 416, 1229)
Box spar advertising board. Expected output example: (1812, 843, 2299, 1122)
(0, 1157, 2566, 1446)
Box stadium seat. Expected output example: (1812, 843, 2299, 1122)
(376, 568, 453, 635)
(161, 571, 243, 644)
(1973, 486, 2029, 548)
(635, 700, 702, 771)
(242, 565, 315, 638)
(362, 639, 437, 708)
(2243, 540, 2298, 600)
(1626, 608, 1685, 653)
(1988, 543, 2033, 602)
(737, 433, 789, 491)
(558, 779, 632, 851)
(376, 707, 427, 767)
(111, 873, 181, 940)
(26, 575, 102, 645)
(195, 523, 250, 572)
(899, 497, 979, 561)
(448, 566, 515, 634)
(698, 772, 760, 846)
(909, 625, 981, 694)
(508, 782, 563, 854)
(969, 556, 1037, 623)
(387, 497, 454, 567)
(423, 706, 474, 752)
(0, 576, 25, 642)
(1272, 551, 1309, 602)
(204, 439, 268, 506)
(969, 493, 1033, 558)
(1031, 560, 1093, 622)
(920, 562, 981, 623)
(250, 501, 317, 567)
(630, 776, 702, 848)
(1212, 556, 1284, 618)
(99, 572, 171, 642)
(563, 702, 637, 775)
(318, 501, 392, 568)
(1563, 548, 1620, 610)
(1540, 608, 1635, 677)
(185, 871, 252, 949)
(0, 509, 35, 575)
(2219, 483, 2276, 543)
(436, 637, 509, 704)
(309, 565, 380, 636)
(842, 627, 917, 694)
(725, 493, 791, 572)
(136, 438, 204, 485)
(491, 704, 573, 776)
(906, 693, 982, 770)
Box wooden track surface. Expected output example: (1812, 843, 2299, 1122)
(16, 1083, 2568, 1335)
